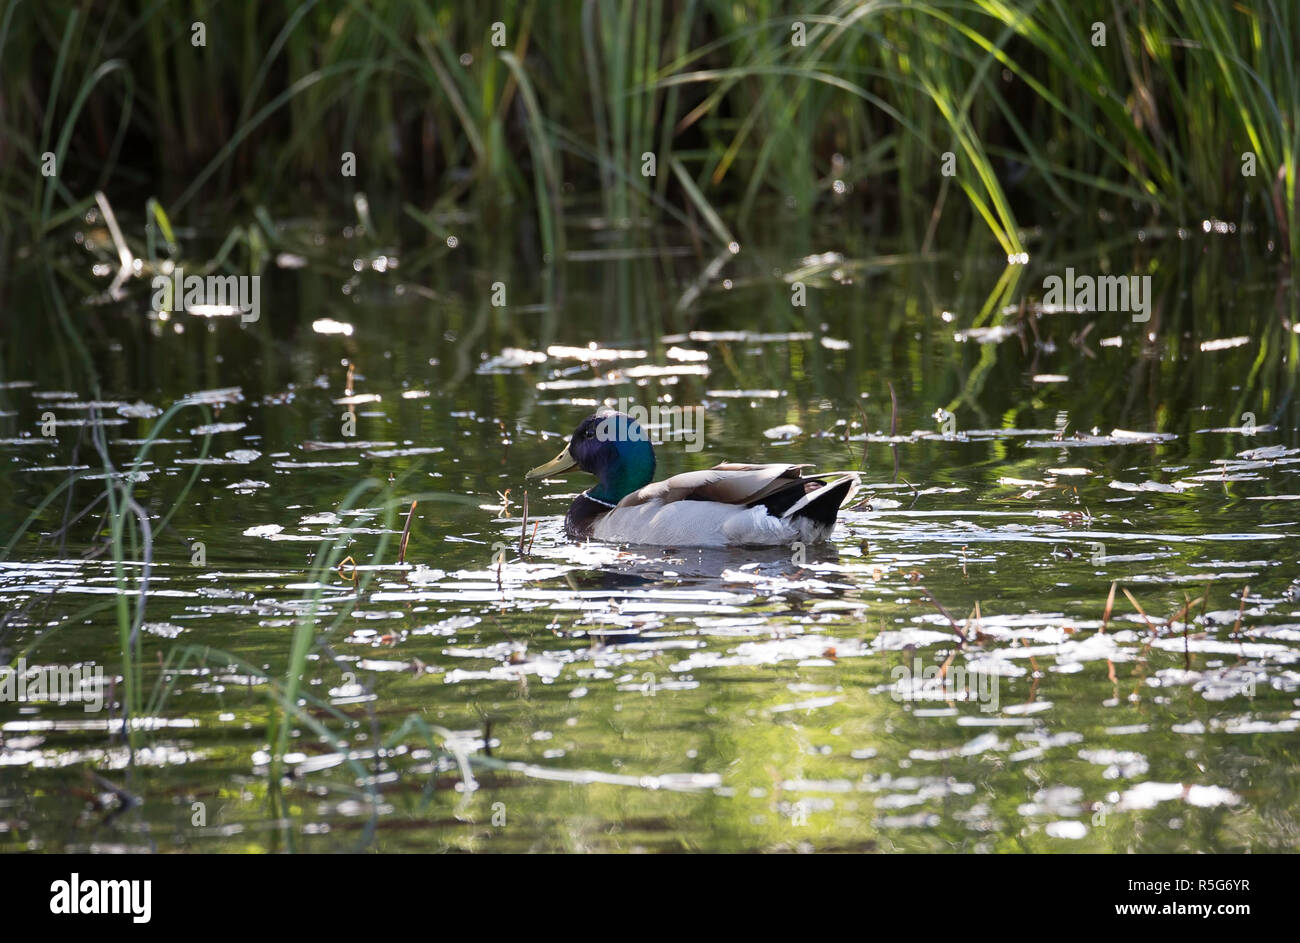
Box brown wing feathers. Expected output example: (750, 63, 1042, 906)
(619, 463, 819, 509)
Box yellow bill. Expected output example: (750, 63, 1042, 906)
(526, 444, 579, 479)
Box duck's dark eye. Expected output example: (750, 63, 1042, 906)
(583, 428, 595, 439)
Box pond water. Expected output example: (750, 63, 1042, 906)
(2, 217, 1298, 852)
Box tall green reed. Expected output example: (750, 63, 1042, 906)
(4, 1, 1295, 264)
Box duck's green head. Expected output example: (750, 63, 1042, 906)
(526, 408, 656, 504)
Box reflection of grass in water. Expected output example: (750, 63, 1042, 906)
(4, 411, 505, 845)
(3, 252, 214, 754)
(4, 395, 1296, 849)
(2, 254, 503, 839)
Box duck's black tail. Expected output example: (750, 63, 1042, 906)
(777, 473, 860, 528)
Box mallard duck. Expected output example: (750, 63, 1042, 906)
(526, 408, 860, 547)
